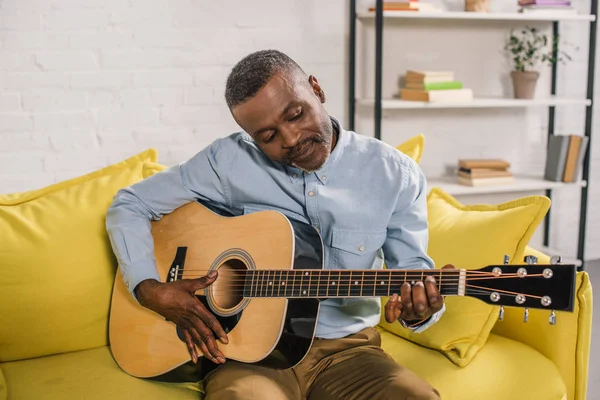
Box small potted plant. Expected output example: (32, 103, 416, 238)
(504, 26, 572, 99)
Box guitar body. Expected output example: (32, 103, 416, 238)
(109, 202, 324, 379)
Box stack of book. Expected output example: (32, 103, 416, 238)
(367, 1, 441, 12)
(544, 134, 589, 183)
(456, 159, 514, 187)
(519, 0, 576, 14)
(397, 70, 473, 102)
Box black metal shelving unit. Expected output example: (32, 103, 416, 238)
(348, 0, 597, 270)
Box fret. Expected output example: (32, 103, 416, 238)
(249, 270, 255, 298)
(362, 271, 376, 297)
(375, 270, 390, 297)
(309, 270, 318, 297)
(292, 270, 300, 298)
(387, 270, 392, 296)
(262, 271, 269, 298)
(284, 270, 290, 298)
(438, 270, 443, 296)
(338, 271, 351, 297)
(272, 270, 280, 298)
(255, 271, 264, 297)
(346, 271, 352, 297)
(243, 271, 252, 298)
(300, 271, 310, 297)
(360, 271, 364, 297)
(441, 271, 459, 296)
(349, 271, 361, 297)
(327, 270, 341, 297)
(317, 271, 328, 298)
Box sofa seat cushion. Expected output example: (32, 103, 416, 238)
(0, 346, 201, 400)
(379, 328, 567, 400)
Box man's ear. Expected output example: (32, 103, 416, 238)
(308, 75, 326, 103)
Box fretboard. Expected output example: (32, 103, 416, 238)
(242, 269, 461, 298)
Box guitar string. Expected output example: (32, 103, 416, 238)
(170, 274, 545, 284)
(184, 282, 541, 300)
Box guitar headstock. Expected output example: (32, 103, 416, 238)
(465, 255, 576, 325)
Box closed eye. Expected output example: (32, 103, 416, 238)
(289, 109, 303, 122)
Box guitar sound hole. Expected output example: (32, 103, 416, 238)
(211, 258, 247, 312)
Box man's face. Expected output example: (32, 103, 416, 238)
(231, 71, 335, 173)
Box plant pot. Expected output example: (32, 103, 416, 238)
(465, 0, 490, 12)
(510, 70, 540, 99)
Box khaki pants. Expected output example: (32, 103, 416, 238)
(204, 327, 441, 400)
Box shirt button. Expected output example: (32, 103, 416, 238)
(308, 191, 315, 197)
(322, 175, 327, 180)
(358, 245, 365, 252)
(292, 173, 298, 179)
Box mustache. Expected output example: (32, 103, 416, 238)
(285, 135, 326, 161)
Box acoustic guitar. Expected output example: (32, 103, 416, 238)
(108, 201, 576, 380)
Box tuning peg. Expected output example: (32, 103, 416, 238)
(503, 255, 510, 265)
(549, 310, 557, 325)
(524, 255, 538, 265)
(523, 308, 529, 322)
(550, 255, 562, 265)
(498, 306, 504, 321)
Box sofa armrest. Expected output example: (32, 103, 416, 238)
(491, 248, 593, 400)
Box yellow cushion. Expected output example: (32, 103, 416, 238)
(0, 367, 6, 400)
(0, 149, 157, 362)
(0, 346, 200, 400)
(395, 134, 425, 163)
(379, 329, 567, 400)
(379, 188, 551, 367)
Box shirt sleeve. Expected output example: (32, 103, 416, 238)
(105, 138, 231, 299)
(381, 156, 445, 332)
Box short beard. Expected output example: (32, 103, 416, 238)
(285, 117, 334, 173)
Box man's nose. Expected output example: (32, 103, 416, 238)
(280, 127, 303, 149)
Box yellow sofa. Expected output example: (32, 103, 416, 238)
(0, 149, 593, 400)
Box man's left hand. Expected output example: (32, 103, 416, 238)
(384, 264, 455, 326)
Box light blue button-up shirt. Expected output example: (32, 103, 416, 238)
(106, 116, 444, 339)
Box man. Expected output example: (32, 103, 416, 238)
(106, 49, 447, 400)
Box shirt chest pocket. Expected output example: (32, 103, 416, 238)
(329, 229, 387, 270)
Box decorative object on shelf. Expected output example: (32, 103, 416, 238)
(456, 159, 514, 187)
(396, 70, 473, 102)
(504, 26, 573, 99)
(465, 0, 490, 12)
(518, 0, 577, 15)
(544, 134, 589, 182)
(367, 0, 441, 12)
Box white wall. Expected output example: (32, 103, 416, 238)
(0, 0, 598, 260)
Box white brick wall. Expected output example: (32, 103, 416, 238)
(0, 0, 598, 260)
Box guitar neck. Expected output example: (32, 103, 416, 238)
(242, 269, 464, 299)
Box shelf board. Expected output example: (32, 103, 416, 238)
(427, 175, 587, 196)
(537, 246, 582, 267)
(356, 10, 596, 22)
(357, 97, 592, 109)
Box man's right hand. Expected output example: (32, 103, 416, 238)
(134, 271, 229, 365)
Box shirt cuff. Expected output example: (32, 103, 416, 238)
(121, 260, 162, 301)
(406, 303, 446, 333)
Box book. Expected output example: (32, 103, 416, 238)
(572, 136, 589, 182)
(519, 0, 571, 5)
(404, 81, 463, 91)
(458, 169, 513, 179)
(405, 70, 454, 81)
(457, 176, 515, 187)
(458, 159, 511, 170)
(543, 134, 570, 182)
(563, 135, 583, 182)
(400, 88, 473, 102)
